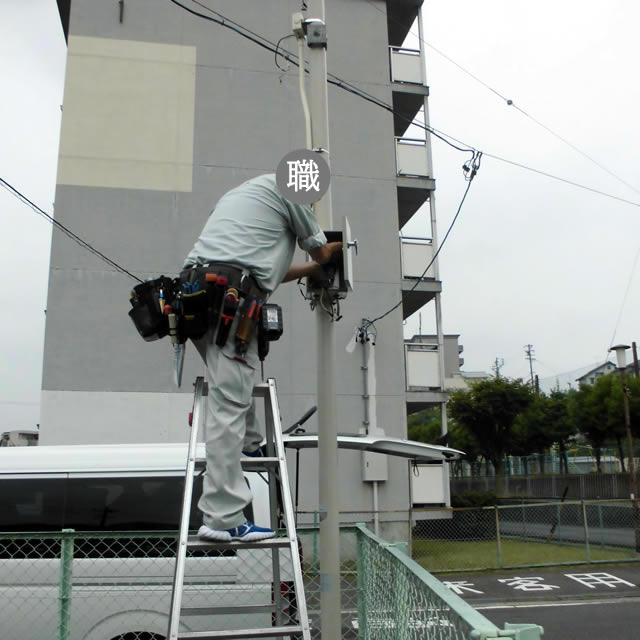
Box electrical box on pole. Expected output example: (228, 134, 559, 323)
(307, 216, 356, 297)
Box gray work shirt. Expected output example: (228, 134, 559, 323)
(184, 174, 327, 293)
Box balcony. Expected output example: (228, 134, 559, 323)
(390, 46, 423, 85)
(405, 336, 467, 411)
(405, 342, 446, 409)
(390, 47, 428, 139)
(396, 137, 430, 178)
(395, 137, 435, 227)
(401, 235, 435, 279)
(400, 236, 440, 319)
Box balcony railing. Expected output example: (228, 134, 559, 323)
(395, 137, 431, 178)
(389, 46, 424, 84)
(400, 235, 435, 279)
(405, 343, 440, 390)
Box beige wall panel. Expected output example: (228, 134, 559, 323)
(58, 36, 196, 192)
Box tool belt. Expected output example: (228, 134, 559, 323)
(129, 264, 280, 359)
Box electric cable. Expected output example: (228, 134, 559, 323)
(170, 1, 640, 208)
(275, 34, 295, 72)
(361, 0, 640, 197)
(609, 247, 640, 348)
(361, 151, 482, 333)
(0, 177, 143, 283)
(483, 152, 640, 209)
(170, 0, 476, 158)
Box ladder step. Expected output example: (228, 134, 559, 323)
(187, 536, 290, 551)
(195, 457, 280, 472)
(252, 382, 270, 398)
(178, 626, 303, 639)
(181, 605, 273, 616)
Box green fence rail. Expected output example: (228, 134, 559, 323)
(352, 524, 542, 640)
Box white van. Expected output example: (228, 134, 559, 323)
(0, 442, 282, 640)
(0, 436, 461, 639)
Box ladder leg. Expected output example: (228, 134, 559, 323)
(167, 377, 207, 640)
(265, 379, 312, 640)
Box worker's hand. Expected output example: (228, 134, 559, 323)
(309, 261, 331, 282)
(309, 241, 343, 265)
(326, 241, 343, 257)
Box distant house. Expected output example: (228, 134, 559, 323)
(576, 361, 617, 386)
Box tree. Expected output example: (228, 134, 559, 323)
(568, 384, 608, 472)
(407, 407, 441, 444)
(515, 390, 577, 474)
(569, 374, 640, 472)
(448, 377, 534, 482)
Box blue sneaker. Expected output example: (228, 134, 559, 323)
(228, 521, 275, 541)
(242, 447, 263, 457)
(198, 521, 275, 543)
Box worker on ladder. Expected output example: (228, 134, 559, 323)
(181, 173, 341, 543)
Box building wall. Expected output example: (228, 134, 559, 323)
(43, 0, 414, 517)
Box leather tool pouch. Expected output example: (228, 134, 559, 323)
(128, 276, 175, 341)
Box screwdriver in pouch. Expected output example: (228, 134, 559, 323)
(215, 287, 239, 347)
(235, 297, 261, 356)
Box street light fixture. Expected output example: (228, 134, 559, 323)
(609, 344, 640, 552)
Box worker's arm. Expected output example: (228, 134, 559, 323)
(281, 242, 343, 283)
(281, 261, 325, 283)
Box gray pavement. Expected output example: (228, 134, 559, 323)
(438, 563, 640, 605)
(440, 563, 640, 640)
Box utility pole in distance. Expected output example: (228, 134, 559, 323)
(524, 344, 536, 387)
(492, 357, 504, 378)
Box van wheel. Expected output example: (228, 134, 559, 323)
(110, 633, 165, 640)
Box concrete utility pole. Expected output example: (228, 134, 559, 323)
(524, 344, 536, 387)
(305, 2, 341, 637)
(492, 357, 504, 378)
(610, 345, 640, 552)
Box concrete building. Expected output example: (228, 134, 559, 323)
(46, 0, 451, 536)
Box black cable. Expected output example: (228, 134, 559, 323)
(0, 177, 143, 283)
(171, 0, 640, 208)
(170, 0, 476, 158)
(275, 34, 295, 72)
(361, 152, 481, 332)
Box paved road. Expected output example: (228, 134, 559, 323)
(304, 564, 640, 637)
(440, 563, 640, 639)
(479, 598, 640, 640)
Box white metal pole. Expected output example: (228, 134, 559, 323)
(420, 3, 451, 506)
(307, 2, 341, 638)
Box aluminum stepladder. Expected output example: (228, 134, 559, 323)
(167, 376, 311, 640)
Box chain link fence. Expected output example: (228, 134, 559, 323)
(412, 499, 640, 572)
(353, 524, 540, 640)
(0, 525, 544, 640)
(451, 472, 634, 500)
(0, 530, 301, 640)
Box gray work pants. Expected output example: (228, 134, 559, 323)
(193, 317, 262, 530)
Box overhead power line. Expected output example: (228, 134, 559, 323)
(172, 0, 640, 210)
(361, 0, 640, 198)
(0, 177, 143, 283)
(170, 0, 476, 158)
(361, 151, 483, 331)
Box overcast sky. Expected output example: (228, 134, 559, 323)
(2, 0, 639, 429)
